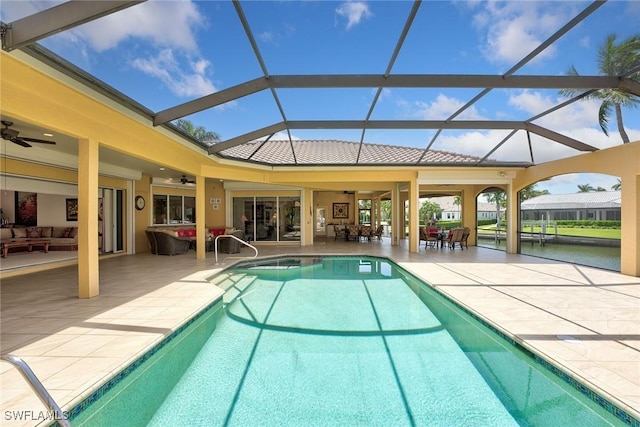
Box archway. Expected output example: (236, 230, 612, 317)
(517, 173, 621, 271)
(476, 187, 506, 251)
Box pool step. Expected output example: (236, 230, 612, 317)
(210, 273, 259, 305)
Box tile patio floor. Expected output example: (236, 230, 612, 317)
(1, 238, 638, 426)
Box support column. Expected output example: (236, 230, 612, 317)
(78, 138, 99, 298)
(506, 183, 518, 254)
(409, 178, 419, 253)
(461, 187, 476, 245)
(620, 173, 639, 276)
(303, 188, 313, 246)
(400, 191, 408, 241)
(391, 184, 400, 246)
(196, 175, 205, 260)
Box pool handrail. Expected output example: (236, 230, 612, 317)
(214, 234, 258, 263)
(2, 354, 71, 427)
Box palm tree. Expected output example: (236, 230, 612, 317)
(484, 190, 506, 227)
(560, 33, 640, 143)
(577, 184, 595, 193)
(611, 178, 621, 191)
(519, 183, 549, 202)
(175, 119, 220, 145)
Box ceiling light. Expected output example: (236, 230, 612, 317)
(159, 167, 165, 171)
(43, 133, 53, 137)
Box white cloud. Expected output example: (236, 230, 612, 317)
(472, 1, 574, 66)
(335, 1, 373, 30)
(73, 0, 205, 53)
(58, 0, 216, 99)
(411, 94, 486, 120)
(258, 31, 275, 44)
(132, 49, 216, 98)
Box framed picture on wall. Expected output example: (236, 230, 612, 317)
(66, 198, 78, 221)
(15, 192, 38, 226)
(333, 203, 348, 218)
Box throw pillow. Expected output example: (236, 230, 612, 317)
(12, 227, 27, 238)
(41, 227, 53, 238)
(27, 227, 42, 238)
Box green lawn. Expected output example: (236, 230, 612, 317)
(477, 225, 620, 239)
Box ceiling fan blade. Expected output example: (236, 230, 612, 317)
(20, 137, 56, 145)
(12, 138, 32, 148)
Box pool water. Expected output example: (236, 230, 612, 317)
(70, 256, 628, 426)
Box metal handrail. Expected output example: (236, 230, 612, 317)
(214, 234, 258, 263)
(1, 354, 71, 427)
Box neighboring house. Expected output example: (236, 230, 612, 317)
(521, 191, 621, 221)
(423, 196, 502, 222)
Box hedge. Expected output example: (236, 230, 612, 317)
(554, 220, 620, 229)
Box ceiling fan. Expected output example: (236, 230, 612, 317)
(1, 120, 57, 148)
(180, 174, 195, 184)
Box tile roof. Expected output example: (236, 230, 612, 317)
(521, 191, 621, 210)
(218, 139, 498, 166)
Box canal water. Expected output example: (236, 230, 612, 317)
(478, 238, 621, 271)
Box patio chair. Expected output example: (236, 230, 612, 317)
(348, 224, 360, 241)
(448, 227, 465, 250)
(372, 225, 384, 241)
(153, 231, 190, 255)
(420, 227, 438, 248)
(334, 225, 347, 241)
(461, 227, 470, 249)
(145, 230, 157, 254)
(360, 225, 372, 242)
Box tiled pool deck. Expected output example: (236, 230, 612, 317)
(1, 240, 638, 426)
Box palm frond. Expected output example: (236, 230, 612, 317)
(598, 102, 612, 136)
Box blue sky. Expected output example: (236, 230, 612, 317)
(1, 0, 638, 194)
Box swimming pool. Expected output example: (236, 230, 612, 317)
(69, 256, 631, 426)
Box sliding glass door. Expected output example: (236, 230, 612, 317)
(233, 196, 300, 242)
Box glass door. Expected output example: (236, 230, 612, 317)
(316, 207, 326, 236)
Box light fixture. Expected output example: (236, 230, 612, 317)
(499, 171, 506, 177)
(43, 132, 53, 137)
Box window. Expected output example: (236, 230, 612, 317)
(153, 194, 196, 225)
(358, 199, 371, 225)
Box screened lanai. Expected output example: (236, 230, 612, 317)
(1, 0, 639, 278)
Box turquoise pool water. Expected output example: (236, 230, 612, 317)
(70, 256, 629, 426)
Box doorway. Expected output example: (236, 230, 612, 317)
(315, 207, 327, 236)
